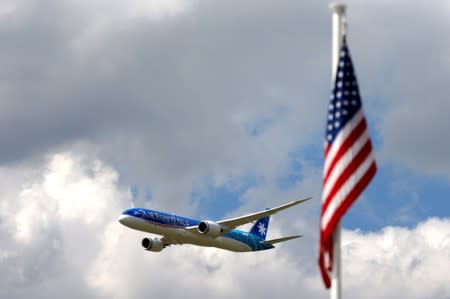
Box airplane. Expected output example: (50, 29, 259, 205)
(118, 197, 311, 252)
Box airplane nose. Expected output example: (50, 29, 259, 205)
(118, 214, 130, 225)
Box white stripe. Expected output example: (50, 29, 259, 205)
(323, 109, 364, 177)
(321, 152, 375, 230)
(322, 130, 370, 203)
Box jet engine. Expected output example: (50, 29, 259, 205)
(141, 237, 165, 252)
(197, 220, 224, 237)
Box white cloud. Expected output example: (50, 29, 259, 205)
(342, 219, 450, 299)
(0, 153, 130, 298)
(1, 153, 449, 299)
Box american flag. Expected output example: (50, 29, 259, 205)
(319, 36, 376, 288)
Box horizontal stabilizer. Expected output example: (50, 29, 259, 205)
(264, 235, 302, 245)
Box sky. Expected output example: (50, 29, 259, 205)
(0, 0, 449, 298)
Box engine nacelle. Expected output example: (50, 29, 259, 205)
(141, 237, 164, 252)
(198, 220, 224, 237)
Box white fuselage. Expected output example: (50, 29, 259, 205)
(119, 214, 253, 252)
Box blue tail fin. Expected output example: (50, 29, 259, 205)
(249, 216, 270, 240)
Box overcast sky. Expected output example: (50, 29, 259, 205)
(0, 0, 449, 298)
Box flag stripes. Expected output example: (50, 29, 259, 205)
(319, 36, 376, 288)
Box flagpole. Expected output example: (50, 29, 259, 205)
(329, 3, 346, 299)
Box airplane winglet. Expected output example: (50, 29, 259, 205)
(265, 197, 312, 213)
(292, 197, 312, 206)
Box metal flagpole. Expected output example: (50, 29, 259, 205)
(329, 3, 346, 299)
(330, 3, 346, 79)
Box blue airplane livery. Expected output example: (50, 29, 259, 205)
(118, 198, 311, 252)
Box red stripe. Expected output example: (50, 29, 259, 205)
(321, 161, 376, 241)
(324, 143, 330, 157)
(318, 238, 332, 288)
(323, 118, 367, 183)
(319, 161, 376, 289)
(321, 139, 373, 215)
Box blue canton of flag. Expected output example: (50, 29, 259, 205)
(326, 38, 361, 145)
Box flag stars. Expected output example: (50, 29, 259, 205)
(325, 41, 363, 145)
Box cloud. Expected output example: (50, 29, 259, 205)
(1, 0, 450, 297)
(342, 219, 450, 299)
(0, 152, 130, 299)
(1, 153, 449, 299)
(341, 0, 450, 179)
(0, 0, 331, 213)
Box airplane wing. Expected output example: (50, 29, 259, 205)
(185, 197, 311, 233)
(161, 236, 183, 246)
(217, 197, 311, 231)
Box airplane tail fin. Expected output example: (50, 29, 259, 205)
(249, 216, 270, 241)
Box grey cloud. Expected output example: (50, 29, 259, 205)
(1, 0, 450, 211)
(0, 0, 333, 211)
(343, 1, 450, 178)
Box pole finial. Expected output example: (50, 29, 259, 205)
(329, 3, 347, 15)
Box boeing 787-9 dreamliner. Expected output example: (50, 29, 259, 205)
(118, 198, 310, 252)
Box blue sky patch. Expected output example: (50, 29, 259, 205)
(242, 105, 288, 137)
(191, 175, 264, 220)
(342, 163, 450, 231)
